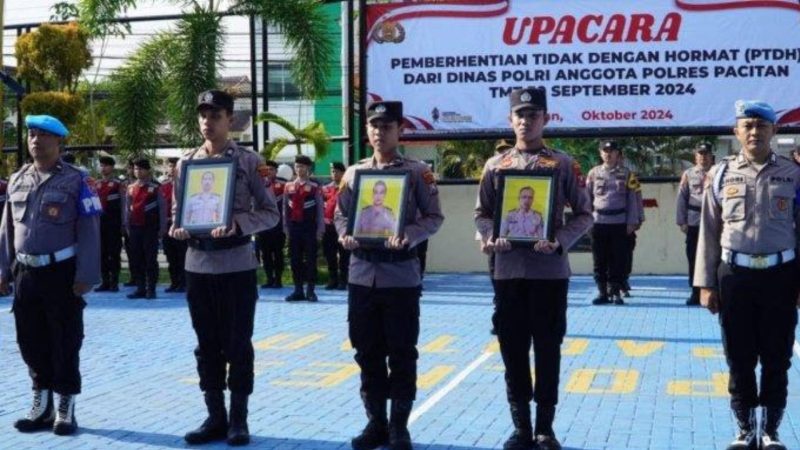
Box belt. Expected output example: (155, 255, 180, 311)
(16, 245, 76, 268)
(596, 208, 625, 216)
(721, 248, 795, 270)
(187, 235, 251, 251)
(687, 204, 701, 212)
(353, 248, 418, 263)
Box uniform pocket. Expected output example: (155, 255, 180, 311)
(9, 191, 28, 222)
(768, 184, 794, 221)
(721, 183, 746, 222)
(39, 191, 71, 223)
(593, 180, 606, 196)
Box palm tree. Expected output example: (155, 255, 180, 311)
(436, 140, 495, 179)
(256, 111, 330, 161)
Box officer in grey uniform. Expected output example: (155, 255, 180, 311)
(695, 100, 800, 450)
(336, 101, 444, 450)
(475, 87, 593, 450)
(170, 90, 280, 446)
(586, 140, 642, 305)
(676, 143, 714, 305)
(0, 115, 100, 436)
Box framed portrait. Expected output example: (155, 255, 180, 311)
(347, 169, 410, 246)
(175, 158, 238, 236)
(493, 169, 558, 247)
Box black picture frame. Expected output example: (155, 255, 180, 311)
(347, 169, 411, 247)
(493, 169, 558, 247)
(174, 157, 238, 236)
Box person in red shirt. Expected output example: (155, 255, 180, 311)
(284, 155, 324, 301)
(161, 157, 187, 292)
(125, 158, 166, 299)
(321, 161, 349, 290)
(94, 156, 124, 292)
(255, 160, 287, 288)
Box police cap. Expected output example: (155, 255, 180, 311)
(735, 100, 777, 124)
(510, 87, 547, 113)
(367, 101, 403, 124)
(694, 143, 713, 154)
(600, 140, 621, 152)
(25, 115, 69, 137)
(197, 89, 234, 114)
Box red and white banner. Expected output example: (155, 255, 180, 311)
(366, 0, 800, 136)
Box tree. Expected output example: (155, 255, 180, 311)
(436, 140, 495, 179)
(15, 22, 92, 93)
(257, 111, 330, 161)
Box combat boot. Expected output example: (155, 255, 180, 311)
(306, 284, 318, 302)
(760, 407, 787, 450)
(591, 282, 610, 305)
(145, 288, 156, 299)
(227, 392, 250, 446)
(503, 401, 533, 450)
(726, 408, 757, 450)
(351, 394, 389, 450)
(686, 288, 700, 306)
(534, 405, 561, 450)
(14, 389, 55, 432)
(184, 390, 228, 444)
(325, 275, 338, 290)
(388, 399, 413, 450)
(609, 283, 625, 305)
(127, 286, 147, 299)
(94, 278, 111, 292)
(52, 394, 77, 436)
(109, 274, 120, 292)
(621, 280, 632, 297)
(285, 286, 306, 302)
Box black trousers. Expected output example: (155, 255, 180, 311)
(289, 226, 317, 287)
(186, 269, 258, 394)
(718, 261, 798, 410)
(13, 258, 85, 395)
(495, 278, 568, 406)
(163, 234, 187, 288)
(348, 284, 421, 401)
(256, 226, 285, 283)
(128, 225, 159, 290)
(100, 217, 122, 285)
(322, 224, 349, 283)
(685, 226, 700, 287)
(123, 231, 141, 284)
(623, 231, 636, 282)
(591, 223, 629, 285)
(418, 239, 429, 278)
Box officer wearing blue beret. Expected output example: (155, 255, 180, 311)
(695, 100, 799, 450)
(0, 115, 101, 436)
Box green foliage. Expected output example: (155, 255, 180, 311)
(15, 23, 92, 93)
(76, 0, 135, 38)
(20, 91, 84, 128)
(436, 140, 496, 179)
(257, 111, 331, 161)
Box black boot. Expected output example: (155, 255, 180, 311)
(184, 390, 228, 444)
(725, 408, 757, 450)
(388, 400, 413, 450)
(503, 401, 533, 450)
(306, 284, 318, 302)
(534, 405, 561, 450)
(14, 389, 55, 433)
(227, 392, 250, 446)
(127, 285, 147, 299)
(761, 407, 786, 450)
(325, 274, 338, 290)
(109, 274, 119, 292)
(52, 394, 77, 436)
(351, 394, 389, 450)
(592, 282, 610, 305)
(94, 278, 111, 292)
(609, 283, 625, 305)
(285, 286, 306, 302)
(621, 280, 631, 297)
(145, 285, 156, 299)
(686, 288, 700, 306)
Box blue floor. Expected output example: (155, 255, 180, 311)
(0, 274, 798, 449)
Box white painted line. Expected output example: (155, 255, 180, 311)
(794, 340, 800, 360)
(409, 350, 494, 425)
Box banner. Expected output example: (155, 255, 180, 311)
(366, 0, 800, 136)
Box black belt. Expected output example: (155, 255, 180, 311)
(187, 235, 251, 251)
(353, 247, 418, 263)
(596, 208, 626, 216)
(688, 205, 701, 212)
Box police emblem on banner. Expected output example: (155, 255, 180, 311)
(374, 21, 405, 44)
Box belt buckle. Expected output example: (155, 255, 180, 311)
(751, 255, 769, 269)
(21, 254, 37, 267)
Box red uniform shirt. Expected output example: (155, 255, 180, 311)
(95, 178, 123, 212)
(322, 182, 338, 225)
(160, 180, 174, 224)
(286, 180, 319, 223)
(128, 181, 160, 226)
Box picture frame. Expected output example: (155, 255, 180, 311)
(347, 169, 411, 247)
(493, 169, 558, 247)
(174, 157, 238, 236)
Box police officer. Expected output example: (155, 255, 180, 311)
(695, 101, 800, 450)
(122, 158, 139, 287)
(125, 158, 166, 299)
(337, 100, 444, 450)
(161, 157, 187, 292)
(284, 155, 324, 302)
(94, 155, 124, 292)
(322, 161, 349, 290)
(170, 90, 279, 446)
(0, 115, 101, 436)
(790, 146, 800, 166)
(676, 143, 714, 305)
(256, 160, 286, 289)
(488, 140, 513, 335)
(586, 140, 642, 305)
(475, 87, 593, 450)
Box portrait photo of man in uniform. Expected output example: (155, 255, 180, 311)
(350, 173, 409, 242)
(176, 161, 236, 234)
(494, 171, 555, 245)
(499, 186, 544, 239)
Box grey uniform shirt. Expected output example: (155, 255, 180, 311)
(586, 164, 642, 225)
(475, 147, 593, 280)
(173, 142, 280, 274)
(676, 166, 707, 227)
(334, 155, 444, 288)
(694, 152, 800, 288)
(0, 163, 101, 285)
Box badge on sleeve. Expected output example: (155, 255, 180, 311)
(626, 173, 641, 192)
(78, 174, 103, 216)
